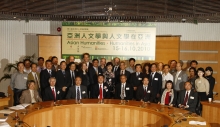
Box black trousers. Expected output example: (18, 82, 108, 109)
(13, 88, 25, 106)
(198, 92, 207, 101)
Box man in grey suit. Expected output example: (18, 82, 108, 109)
(66, 77, 88, 99)
(19, 80, 42, 104)
(173, 62, 188, 91)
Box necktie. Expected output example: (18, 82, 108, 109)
(72, 71, 75, 86)
(151, 72, 154, 79)
(35, 73, 40, 89)
(183, 92, 189, 106)
(121, 84, 125, 99)
(99, 85, 102, 100)
(175, 72, 179, 85)
(52, 88, 56, 100)
(77, 87, 80, 100)
(95, 68, 98, 75)
(49, 70, 52, 77)
(114, 66, 118, 72)
(144, 87, 147, 96)
(62, 71, 65, 77)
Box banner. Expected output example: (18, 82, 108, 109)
(62, 22, 156, 60)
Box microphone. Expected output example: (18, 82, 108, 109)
(20, 104, 28, 115)
(171, 111, 191, 126)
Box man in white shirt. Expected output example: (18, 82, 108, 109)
(162, 64, 173, 89)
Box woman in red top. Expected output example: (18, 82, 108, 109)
(159, 80, 177, 106)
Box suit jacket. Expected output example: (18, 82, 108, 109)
(115, 69, 130, 85)
(177, 90, 198, 113)
(90, 83, 111, 99)
(19, 89, 42, 104)
(52, 65, 60, 72)
(136, 85, 153, 102)
(66, 85, 88, 99)
(27, 72, 40, 90)
(55, 70, 72, 89)
(40, 69, 56, 90)
(66, 62, 79, 71)
(43, 86, 62, 101)
(129, 72, 144, 87)
(98, 66, 107, 74)
(88, 66, 102, 85)
(78, 70, 90, 86)
(173, 71, 188, 91)
(115, 83, 133, 100)
(65, 70, 78, 87)
(149, 72, 162, 96)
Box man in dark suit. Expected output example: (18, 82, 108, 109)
(115, 61, 130, 85)
(129, 64, 144, 99)
(91, 74, 111, 99)
(136, 77, 153, 102)
(55, 61, 71, 99)
(112, 57, 120, 75)
(149, 63, 162, 103)
(40, 60, 56, 93)
(43, 77, 62, 101)
(177, 82, 198, 113)
(88, 59, 102, 86)
(115, 75, 133, 100)
(79, 53, 93, 69)
(51, 56, 60, 72)
(66, 77, 88, 99)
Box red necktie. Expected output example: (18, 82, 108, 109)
(99, 85, 102, 100)
(52, 88, 56, 100)
(183, 92, 189, 106)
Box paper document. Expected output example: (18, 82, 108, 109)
(0, 122, 10, 127)
(189, 121, 206, 125)
(0, 110, 14, 114)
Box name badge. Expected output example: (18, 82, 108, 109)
(82, 91, 86, 94)
(178, 77, 181, 80)
(109, 79, 112, 81)
(190, 96, 194, 99)
(104, 86, 107, 89)
(57, 91, 60, 94)
(154, 78, 158, 80)
(24, 77, 27, 80)
(147, 90, 151, 93)
(138, 78, 142, 80)
(98, 73, 101, 74)
(105, 89, 108, 92)
(126, 87, 130, 90)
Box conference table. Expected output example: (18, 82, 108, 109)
(6, 99, 210, 127)
(201, 101, 220, 127)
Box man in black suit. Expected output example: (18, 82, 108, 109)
(88, 59, 102, 86)
(79, 53, 93, 69)
(129, 64, 144, 99)
(177, 82, 198, 113)
(115, 61, 130, 85)
(112, 57, 120, 75)
(43, 77, 62, 101)
(66, 77, 88, 99)
(55, 61, 71, 99)
(66, 62, 78, 87)
(91, 74, 111, 99)
(149, 63, 162, 103)
(40, 60, 56, 94)
(136, 77, 153, 102)
(115, 75, 133, 100)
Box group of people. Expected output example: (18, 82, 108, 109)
(10, 53, 215, 113)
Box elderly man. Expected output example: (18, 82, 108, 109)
(66, 77, 88, 99)
(43, 77, 62, 101)
(19, 80, 42, 104)
(177, 82, 198, 113)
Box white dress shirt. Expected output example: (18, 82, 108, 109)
(98, 83, 104, 99)
(29, 89, 36, 103)
(162, 72, 173, 89)
(50, 86, 56, 99)
(121, 83, 126, 97)
(75, 86, 81, 99)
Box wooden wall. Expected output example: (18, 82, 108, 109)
(180, 41, 220, 99)
(38, 35, 61, 62)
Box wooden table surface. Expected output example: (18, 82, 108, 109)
(5, 99, 210, 127)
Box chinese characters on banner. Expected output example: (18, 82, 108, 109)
(62, 22, 156, 60)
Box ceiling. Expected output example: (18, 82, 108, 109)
(0, 0, 220, 23)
